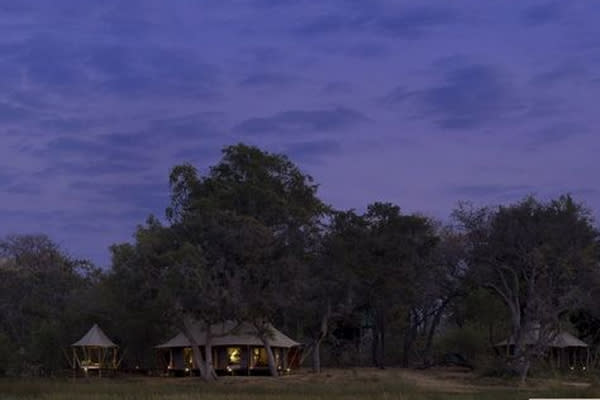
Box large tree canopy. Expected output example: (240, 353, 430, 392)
(454, 195, 600, 381)
(3, 143, 600, 382)
(315, 203, 441, 368)
(117, 144, 328, 379)
(0, 234, 97, 375)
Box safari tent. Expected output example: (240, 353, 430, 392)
(155, 321, 302, 376)
(495, 328, 589, 371)
(71, 324, 119, 376)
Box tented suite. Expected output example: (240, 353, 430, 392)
(71, 324, 120, 377)
(494, 328, 590, 371)
(155, 321, 302, 376)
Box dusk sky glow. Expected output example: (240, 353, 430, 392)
(1, 1, 599, 266)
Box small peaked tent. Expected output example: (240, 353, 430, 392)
(156, 321, 302, 376)
(71, 324, 119, 376)
(72, 324, 118, 348)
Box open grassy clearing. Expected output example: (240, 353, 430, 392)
(0, 368, 598, 400)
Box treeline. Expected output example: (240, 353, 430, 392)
(1, 144, 599, 382)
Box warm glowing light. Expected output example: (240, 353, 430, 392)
(228, 348, 241, 364)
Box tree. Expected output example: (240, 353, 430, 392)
(107, 213, 238, 381)
(303, 210, 365, 373)
(316, 204, 439, 368)
(0, 234, 96, 375)
(103, 222, 174, 372)
(364, 203, 440, 368)
(454, 195, 599, 382)
(163, 143, 327, 377)
(419, 227, 469, 366)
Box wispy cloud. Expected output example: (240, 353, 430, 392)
(451, 184, 532, 198)
(322, 81, 353, 95)
(292, 5, 457, 39)
(375, 6, 457, 38)
(285, 139, 341, 164)
(525, 122, 585, 150)
(234, 107, 369, 135)
(522, 1, 565, 26)
(386, 62, 521, 129)
(0, 0, 599, 266)
(530, 62, 588, 87)
(239, 73, 298, 88)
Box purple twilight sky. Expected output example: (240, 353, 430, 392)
(1, 1, 599, 267)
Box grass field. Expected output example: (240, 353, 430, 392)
(0, 368, 598, 400)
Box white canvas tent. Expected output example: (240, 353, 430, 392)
(72, 324, 118, 348)
(495, 328, 589, 370)
(156, 321, 300, 349)
(156, 321, 301, 375)
(495, 329, 588, 348)
(71, 324, 119, 376)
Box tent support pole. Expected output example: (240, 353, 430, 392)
(72, 348, 76, 379)
(587, 347, 590, 370)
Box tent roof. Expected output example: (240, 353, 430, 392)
(156, 321, 300, 349)
(495, 330, 588, 348)
(72, 324, 118, 348)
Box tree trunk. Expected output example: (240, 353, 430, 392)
(518, 357, 530, 385)
(260, 335, 279, 377)
(424, 300, 450, 367)
(512, 316, 530, 382)
(402, 310, 419, 368)
(312, 303, 331, 374)
(181, 317, 214, 381)
(370, 305, 385, 368)
(372, 325, 379, 367)
(423, 313, 440, 366)
(377, 329, 385, 369)
(371, 318, 385, 368)
(401, 312, 416, 368)
(313, 340, 321, 373)
(204, 343, 217, 380)
(203, 323, 218, 380)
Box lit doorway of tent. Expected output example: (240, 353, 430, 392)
(225, 347, 242, 374)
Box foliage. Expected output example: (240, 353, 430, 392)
(0, 331, 15, 376)
(454, 195, 600, 381)
(103, 233, 174, 369)
(0, 234, 98, 375)
(435, 323, 491, 367)
(1, 143, 599, 381)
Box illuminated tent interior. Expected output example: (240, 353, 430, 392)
(155, 321, 302, 376)
(71, 324, 120, 376)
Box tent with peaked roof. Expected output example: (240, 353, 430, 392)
(155, 321, 301, 376)
(494, 327, 590, 371)
(495, 331, 588, 348)
(72, 324, 118, 348)
(71, 324, 119, 376)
